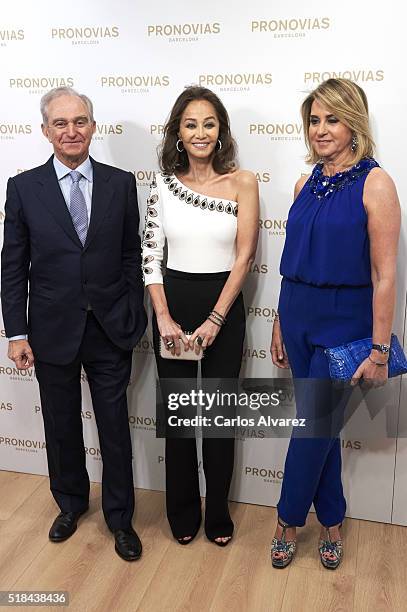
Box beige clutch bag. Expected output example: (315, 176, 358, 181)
(159, 333, 203, 361)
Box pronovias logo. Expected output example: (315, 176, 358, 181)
(198, 73, 272, 92)
(304, 69, 384, 84)
(255, 172, 271, 183)
(342, 440, 362, 450)
(0, 402, 13, 411)
(0, 124, 32, 140)
(133, 171, 157, 188)
(247, 306, 278, 322)
(249, 262, 269, 274)
(9, 77, 74, 94)
(100, 75, 169, 94)
(51, 26, 119, 45)
(147, 22, 220, 43)
(245, 466, 284, 483)
(250, 122, 302, 142)
(150, 124, 164, 136)
(129, 415, 156, 431)
(93, 123, 123, 141)
(0, 365, 35, 382)
(0, 436, 46, 453)
(251, 17, 330, 38)
(242, 347, 267, 360)
(0, 29, 24, 46)
(259, 218, 287, 236)
(85, 446, 101, 459)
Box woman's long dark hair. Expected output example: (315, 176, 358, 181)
(159, 86, 237, 175)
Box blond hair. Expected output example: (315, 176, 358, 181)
(301, 78, 375, 165)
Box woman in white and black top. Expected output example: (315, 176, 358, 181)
(143, 86, 259, 546)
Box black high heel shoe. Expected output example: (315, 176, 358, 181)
(175, 525, 200, 545)
(176, 536, 195, 545)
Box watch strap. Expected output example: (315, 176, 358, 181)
(372, 343, 390, 354)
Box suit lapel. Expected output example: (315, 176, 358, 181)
(35, 156, 83, 248)
(84, 158, 114, 251)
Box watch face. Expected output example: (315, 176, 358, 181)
(373, 344, 390, 355)
(373, 343, 390, 354)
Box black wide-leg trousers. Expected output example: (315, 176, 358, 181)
(35, 312, 134, 531)
(152, 269, 245, 540)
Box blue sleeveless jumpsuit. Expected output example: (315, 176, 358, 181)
(277, 158, 379, 527)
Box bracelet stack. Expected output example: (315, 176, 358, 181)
(208, 310, 226, 327)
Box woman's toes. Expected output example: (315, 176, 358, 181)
(214, 536, 231, 543)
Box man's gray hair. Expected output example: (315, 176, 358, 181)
(40, 87, 94, 124)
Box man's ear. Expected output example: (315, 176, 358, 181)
(41, 123, 51, 142)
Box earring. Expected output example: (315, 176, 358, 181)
(217, 139, 222, 151)
(351, 135, 358, 152)
(176, 139, 184, 153)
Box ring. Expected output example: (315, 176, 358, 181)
(196, 336, 204, 346)
(166, 340, 175, 348)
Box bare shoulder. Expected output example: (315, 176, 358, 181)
(232, 169, 258, 189)
(294, 174, 310, 199)
(363, 166, 400, 218)
(364, 166, 397, 196)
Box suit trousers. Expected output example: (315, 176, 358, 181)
(152, 269, 245, 540)
(35, 311, 134, 531)
(277, 278, 373, 527)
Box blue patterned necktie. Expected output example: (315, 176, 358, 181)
(69, 170, 88, 245)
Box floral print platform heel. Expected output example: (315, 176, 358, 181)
(271, 517, 297, 569)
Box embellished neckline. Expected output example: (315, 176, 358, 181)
(161, 173, 238, 216)
(308, 157, 379, 200)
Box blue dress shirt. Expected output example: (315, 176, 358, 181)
(53, 155, 93, 220)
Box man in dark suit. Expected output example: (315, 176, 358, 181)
(1, 87, 147, 561)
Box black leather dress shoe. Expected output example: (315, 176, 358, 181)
(114, 527, 142, 561)
(49, 510, 87, 542)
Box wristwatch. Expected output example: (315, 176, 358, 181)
(372, 343, 390, 355)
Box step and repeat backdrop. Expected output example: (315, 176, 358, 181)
(1, 0, 406, 524)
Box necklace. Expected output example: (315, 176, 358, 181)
(309, 157, 379, 200)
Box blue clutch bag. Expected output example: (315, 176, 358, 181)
(325, 334, 407, 380)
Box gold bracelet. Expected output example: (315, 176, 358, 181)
(368, 355, 388, 367)
(210, 310, 226, 322)
(209, 310, 226, 324)
(208, 316, 222, 327)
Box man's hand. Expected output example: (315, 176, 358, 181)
(8, 339, 34, 369)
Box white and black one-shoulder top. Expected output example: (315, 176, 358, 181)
(142, 172, 238, 285)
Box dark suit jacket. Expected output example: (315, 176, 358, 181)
(1, 155, 147, 364)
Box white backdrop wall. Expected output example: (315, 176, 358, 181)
(0, 0, 406, 524)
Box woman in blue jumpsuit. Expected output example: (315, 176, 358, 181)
(270, 79, 400, 569)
